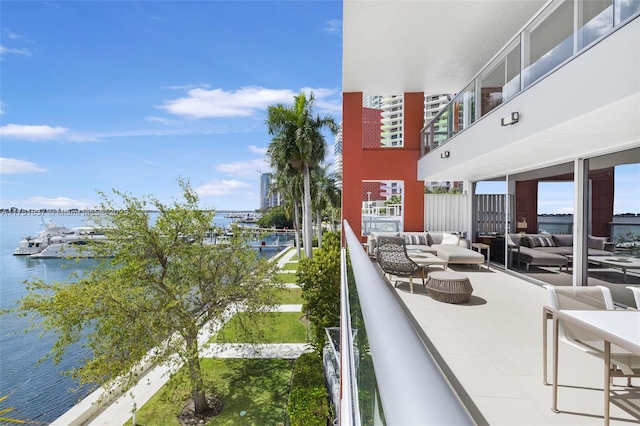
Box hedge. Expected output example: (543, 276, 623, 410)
(287, 352, 331, 426)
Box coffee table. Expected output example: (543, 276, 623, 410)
(587, 256, 640, 283)
(408, 252, 448, 288)
(408, 252, 447, 268)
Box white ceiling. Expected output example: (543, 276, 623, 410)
(343, 0, 548, 95)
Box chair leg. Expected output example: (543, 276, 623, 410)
(409, 276, 414, 294)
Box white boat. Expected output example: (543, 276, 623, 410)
(29, 227, 110, 259)
(13, 219, 74, 256)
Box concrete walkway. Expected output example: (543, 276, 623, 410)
(51, 246, 307, 426)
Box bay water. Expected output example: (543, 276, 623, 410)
(0, 212, 240, 423)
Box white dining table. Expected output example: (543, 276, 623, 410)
(551, 309, 640, 425)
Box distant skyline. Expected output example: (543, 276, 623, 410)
(475, 163, 640, 214)
(1, 1, 343, 211)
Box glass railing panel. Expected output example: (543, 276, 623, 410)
(615, 0, 640, 24)
(421, 0, 640, 154)
(504, 38, 522, 101)
(345, 248, 386, 425)
(522, 0, 575, 89)
(579, 0, 613, 49)
(479, 37, 522, 117)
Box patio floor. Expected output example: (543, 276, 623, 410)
(387, 263, 640, 426)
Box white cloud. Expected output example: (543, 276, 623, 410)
(0, 123, 98, 142)
(0, 45, 31, 57)
(166, 83, 210, 91)
(16, 196, 93, 209)
(0, 157, 47, 174)
(194, 180, 252, 197)
(324, 19, 342, 34)
(3, 29, 23, 40)
(158, 86, 342, 119)
(146, 116, 181, 125)
(158, 86, 297, 118)
(300, 87, 342, 115)
(0, 123, 69, 141)
(216, 158, 268, 177)
(248, 145, 267, 155)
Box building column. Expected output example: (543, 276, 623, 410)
(342, 92, 364, 243)
(573, 158, 589, 287)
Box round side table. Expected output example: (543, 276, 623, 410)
(426, 271, 473, 304)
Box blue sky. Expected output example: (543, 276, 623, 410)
(1, 1, 343, 211)
(2, 1, 637, 215)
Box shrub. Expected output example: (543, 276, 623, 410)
(287, 352, 331, 426)
(297, 231, 340, 346)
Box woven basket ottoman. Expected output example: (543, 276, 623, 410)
(425, 271, 473, 304)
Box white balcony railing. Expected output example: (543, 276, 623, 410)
(339, 220, 474, 425)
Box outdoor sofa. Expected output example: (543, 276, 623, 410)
(367, 231, 485, 268)
(508, 233, 613, 271)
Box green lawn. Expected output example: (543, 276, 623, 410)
(274, 287, 303, 304)
(126, 358, 294, 425)
(211, 312, 309, 344)
(290, 247, 320, 260)
(282, 261, 299, 271)
(276, 272, 298, 284)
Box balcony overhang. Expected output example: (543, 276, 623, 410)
(418, 15, 640, 182)
(343, 0, 548, 95)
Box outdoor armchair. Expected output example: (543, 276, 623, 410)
(626, 286, 640, 309)
(544, 285, 640, 386)
(376, 236, 422, 293)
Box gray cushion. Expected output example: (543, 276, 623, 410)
(552, 234, 573, 247)
(515, 246, 568, 266)
(588, 235, 608, 250)
(433, 245, 484, 264)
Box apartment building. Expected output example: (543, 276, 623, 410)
(339, 0, 640, 424)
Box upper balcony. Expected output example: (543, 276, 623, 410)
(418, 0, 640, 183)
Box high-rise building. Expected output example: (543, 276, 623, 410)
(380, 95, 404, 147)
(333, 124, 343, 189)
(259, 172, 282, 210)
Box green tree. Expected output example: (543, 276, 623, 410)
(256, 206, 293, 229)
(266, 92, 338, 259)
(8, 179, 281, 416)
(385, 195, 402, 205)
(311, 165, 341, 249)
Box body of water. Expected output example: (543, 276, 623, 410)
(0, 212, 287, 423)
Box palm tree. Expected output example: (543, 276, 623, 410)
(311, 165, 341, 248)
(269, 169, 304, 259)
(266, 92, 338, 258)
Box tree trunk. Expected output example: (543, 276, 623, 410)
(316, 209, 323, 249)
(185, 339, 209, 414)
(293, 197, 302, 260)
(302, 163, 313, 259)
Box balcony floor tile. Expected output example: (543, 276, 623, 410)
(388, 263, 640, 425)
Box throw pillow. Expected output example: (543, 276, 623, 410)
(441, 233, 460, 245)
(588, 236, 607, 250)
(404, 234, 427, 245)
(527, 236, 555, 248)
